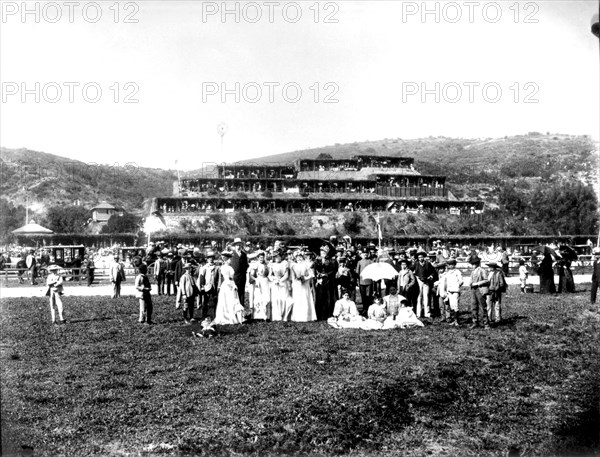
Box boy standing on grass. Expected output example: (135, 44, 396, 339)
(45, 265, 66, 325)
(135, 264, 153, 324)
(469, 256, 490, 330)
(487, 262, 507, 325)
(518, 259, 528, 294)
(442, 259, 462, 326)
(176, 263, 199, 324)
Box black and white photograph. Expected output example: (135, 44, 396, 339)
(1, 1, 599, 455)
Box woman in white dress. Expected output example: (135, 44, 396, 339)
(290, 251, 317, 322)
(383, 287, 424, 329)
(214, 252, 245, 325)
(327, 289, 365, 328)
(269, 250, 293, 321)
(362, 296, 387, 330)
(248, 252, 271, 320)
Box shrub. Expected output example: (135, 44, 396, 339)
(343, 213, 363, 235)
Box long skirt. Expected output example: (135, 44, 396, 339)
(290, 279, 317, 322)
(251, 277, 271, 320)
(214, 280, 245, 325)
(270, 282, 293, 321)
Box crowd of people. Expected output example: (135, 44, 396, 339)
(33, 237, 600, 329)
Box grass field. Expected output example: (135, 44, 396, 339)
(1, 288, 599, 456)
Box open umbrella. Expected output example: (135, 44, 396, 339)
(535, 245, 561, 260)
(558, 245, 578, 261)
(360, 262, 399, 282)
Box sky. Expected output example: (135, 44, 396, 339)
(1, 0, 599, 170)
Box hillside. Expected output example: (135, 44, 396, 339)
(2, 134, 598, 240)
(233, 133, 599, 206)
(0, 148, 177, 215)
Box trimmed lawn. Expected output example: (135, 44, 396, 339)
(1, 288, 599, 456)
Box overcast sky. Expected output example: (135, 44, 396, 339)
(1, 0, 598, 170)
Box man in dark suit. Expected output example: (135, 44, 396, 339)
(230, 237, 249, 306)
(591, 247, 600, 305)
(384, 250, 400, 293)
(413, 250, 437, 319)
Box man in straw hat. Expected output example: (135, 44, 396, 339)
(176, 262, 199, 324)
(486, 262, 507, 325)
(46, 265, 66, 324)
(197, 250, 219, 319)
(413, 250, 437, 320)
(354, 249, 373, 317)
(441, 258, 462, 326)
(153, 251, 167, 296)
(469, 256, 490, 330)
(109, 254, 126, 299)
(230, 237, 249, 307)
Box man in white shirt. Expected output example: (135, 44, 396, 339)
(109, 255, 126, 298)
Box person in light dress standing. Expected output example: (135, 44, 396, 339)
(290, 251, 317, 322)
(214, 252, 245, 325)
(269, 250, 293, 321)
(248, 252, 271, 320)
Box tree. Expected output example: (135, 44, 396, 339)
(101, 212, 141, 234)
(44, 205, 90, 234)
(0, 198, 26, 242)
(498, 184, 526, 215)
(527, 182, 598, 235)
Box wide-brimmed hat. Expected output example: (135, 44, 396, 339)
(231, 237, 243, 246)
(435, 262, 447, 270)
(470, 256, 482, 264)
(221, 251, 233, 258)
(182, 263, 192, 270)
(48, 264, 60, 271)
(486, 262, 500, 269)
(446, 258, 457, 266)
(161, 248, 170, 254)
(416, 250, 427, 257)
(593, 247, 600, 255)
(206, 251, 215, 258)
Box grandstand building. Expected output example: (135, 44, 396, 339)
(150, 155, 484, 215)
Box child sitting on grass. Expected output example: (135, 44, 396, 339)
(193, 318, 218, 338)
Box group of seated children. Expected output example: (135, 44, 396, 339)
(327, 286, 424, 330)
